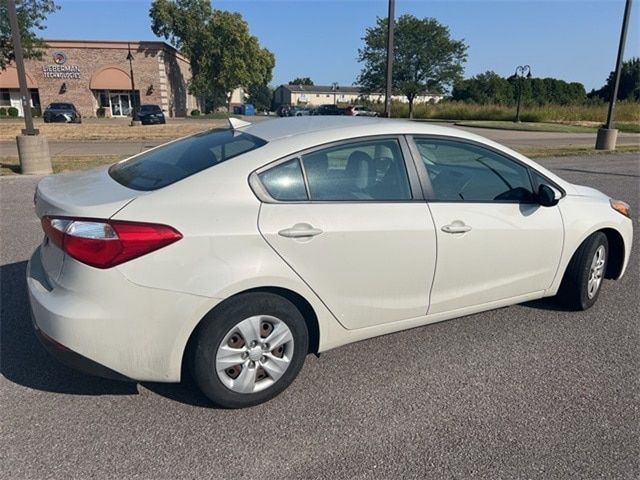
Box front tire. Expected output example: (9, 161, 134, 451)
(557, 232, 608, 310)
(190, 292, 308, 408)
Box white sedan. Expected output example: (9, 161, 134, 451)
(28, 117, 633, 408)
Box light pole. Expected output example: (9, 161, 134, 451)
(596, 0, 633, 150)
(331, 82, 338, 105)
(514, 65, 531, 123)
(7, 0, 51, 174)
(126, 43, 137, 124)
(384, 0, 395, 118)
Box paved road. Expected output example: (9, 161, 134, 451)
(1, 154, 638, 479)
(1, 122, 638, 157)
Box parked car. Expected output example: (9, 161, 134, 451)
(43, 103, 81, 123)
(345, 105, 378, 117)
(28, 117, 633, 408)
(292, 107, 311, 116)
(313, 104, 344, 115)
(132, 104, 166, 125)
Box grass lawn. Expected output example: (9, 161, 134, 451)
(1, 155, 125, 175)
(519, 144, 640, 158)
(455, 121, 597, 133)
(455, 120, 640, 134)
(0, 118, 227, 141)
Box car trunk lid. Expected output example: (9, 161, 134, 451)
(34, 166, 142, 282)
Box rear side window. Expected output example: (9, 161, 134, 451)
(302, 139, 411, 201)
(109, 130, 266, 191)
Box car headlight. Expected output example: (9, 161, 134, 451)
(610, 199, 631, 218)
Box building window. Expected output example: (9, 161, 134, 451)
(0, 89, 10, 106)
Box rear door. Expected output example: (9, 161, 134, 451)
(409, 136, 564, 314)
(256, 136, 437, 330)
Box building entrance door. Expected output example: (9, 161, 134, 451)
(110, 93, 131, 116)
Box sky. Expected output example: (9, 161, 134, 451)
(42, 0, 640, 91)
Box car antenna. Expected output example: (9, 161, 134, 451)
(228, 117, 252, 130)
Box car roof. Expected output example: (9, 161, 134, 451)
(240, 116, 475, 143)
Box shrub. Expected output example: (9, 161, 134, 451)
(0, 107, 6, 116)
(8, 107, 19, 117)
(381, 99, 640, 123)
(96, 107, 106, 118)
(31, 107, 41, 117)
(190, 109, 201, 116)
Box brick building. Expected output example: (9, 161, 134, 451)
(0, 39, 201, 118)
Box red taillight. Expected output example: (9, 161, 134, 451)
(41, 216, 182, 269)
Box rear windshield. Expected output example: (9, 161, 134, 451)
(49, 103, 74, 110)
(139, 105, 161, 112)
(109, 129, 267, 191)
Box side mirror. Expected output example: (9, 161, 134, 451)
(538, 184, 561, 207)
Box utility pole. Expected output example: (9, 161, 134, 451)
(596, 0, 633, 150)
(384, 0, 395, 118)
(127, 43, 140, 126)
(7, 0, 52, 174)
(8, 0, 37, 136)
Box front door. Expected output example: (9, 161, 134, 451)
(110, 93, 131, 117)
(411, 137, 564, 314)
(257, 137, 437, 330)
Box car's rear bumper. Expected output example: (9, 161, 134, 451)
(27, 246, 216, 382)
(32, 321, 132, 381)
(140, 117, 165, 124)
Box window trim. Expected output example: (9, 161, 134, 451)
(407, 135, 566, 204)
(250, 135, 423, 204)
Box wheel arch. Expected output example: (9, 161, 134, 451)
(180, 286, 321, 380)
(600, 227, 625, 279)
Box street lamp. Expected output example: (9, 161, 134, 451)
(331, 82, 339, 105)
(514, 65, 532, 123)
(126, 43, 137, 121)
(596, 0, 633, 150)
(384, 0, 396, 118)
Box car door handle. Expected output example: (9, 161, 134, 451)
(278, 224, 323, 238)
(441, 222, 472, 234)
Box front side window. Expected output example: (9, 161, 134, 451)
(301, 139, 411, 201)
(415, 138, 534, 202)
(110, 130, 266, 191)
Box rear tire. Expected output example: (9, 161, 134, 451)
(557, 232, 608, 310)
(190, 292, 308, 408)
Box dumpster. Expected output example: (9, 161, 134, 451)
(242, 104, 256, 116)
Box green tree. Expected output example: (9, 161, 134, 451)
(150, 0, 275, 111)
(589, 57, 640, 101)
(0, 0, 59, 70)
(247, 83, 272, 112)
(288, 77, 313, 85)
(358, 15, 467, 118)
(452, 71, 514, 105)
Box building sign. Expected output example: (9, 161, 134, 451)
(42, 52, 81, 79)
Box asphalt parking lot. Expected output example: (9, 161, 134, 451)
(1, 153, 638, 479)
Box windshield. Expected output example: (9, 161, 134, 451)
(139, 105, 161, 112)
(109, 129, 267, 191)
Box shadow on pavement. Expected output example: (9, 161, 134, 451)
(520, 297, 573, 312)
(0, 260, 137, 396)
